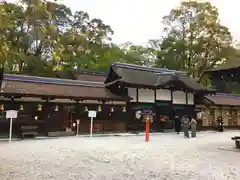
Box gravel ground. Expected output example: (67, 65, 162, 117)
(0, 131, 240, 180)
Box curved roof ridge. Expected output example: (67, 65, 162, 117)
(213, 93, 240, 98)
(113, 62, 187, 75)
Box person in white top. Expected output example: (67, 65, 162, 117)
(190, 117, 197, 137)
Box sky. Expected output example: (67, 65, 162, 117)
(9, 0, 240, 45)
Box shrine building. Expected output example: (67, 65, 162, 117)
(202, 66, 240, 129)
(0, 62, 229, 137)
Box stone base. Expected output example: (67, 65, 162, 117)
(47, 131, 75, 137)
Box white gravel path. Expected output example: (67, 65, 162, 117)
(0, 131, 240, 180)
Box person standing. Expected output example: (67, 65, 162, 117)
(216, 116, 224, 132)
(174, 116, 181, 134)
(182, 115, 189, 138)
(190, 117, 197, 137)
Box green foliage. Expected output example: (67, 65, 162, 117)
(0, 0, 131, 76)
(154, 1, 235, 83)
(119, 42, 158, 67)
(216, 48, 240, 70)
(0, 0, 238, 94)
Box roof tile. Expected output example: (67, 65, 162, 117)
(2, 79, 127, 101)
(106, 63, 213, 92)
(205, 94, 240, 106)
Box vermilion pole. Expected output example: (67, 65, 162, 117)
(145, 120, 150, 142)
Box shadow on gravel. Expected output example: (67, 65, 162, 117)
(0, 137, 59, 143)
(218, 147, 240, 152)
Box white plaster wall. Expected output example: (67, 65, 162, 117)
(172, 91, 186, 104)
(202, 109, 210, 126)
(138, 89, 155, 103)
(128, 88, 137, 102)
(222, 109, 229, 126)
(214, 108, 221, 119)
(156, 89, 171, 101)
(187, 93, 194, 105)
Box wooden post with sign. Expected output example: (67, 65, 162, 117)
(88, 110, 97, 137)
(76, 119, 80, 135)
(6, 110, 18, 143)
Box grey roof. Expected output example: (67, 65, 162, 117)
(204, 59, 240, 73)
(105, 62, 214, 92)
(4, 74, 105, 87)
(113, 62, 187, 75)
(75, 68, 107, 76)
(205, 93, 240, 106)
(1, 74, 131, 100)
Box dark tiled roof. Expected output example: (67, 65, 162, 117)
(73, 69, 107, 82)
(3, 74, 104, 87)
(1, 74, 128, 101)
(112, 62, 187, 74)
(75, 68, 107, 76)
(205, 93, 240, 106)
(204, 59, 240, 72)
(105, 62, 213, 92)
(74, 74, 106, 82)
(205, 66, 240, 73)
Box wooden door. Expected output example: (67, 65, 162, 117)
(222, 109, 229, 126)
(208, 109, 215, 127)
(238, 110, 240, 126)
(229, 110, 237, 127)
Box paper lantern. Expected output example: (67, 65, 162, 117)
(19, 104, 24, 111)
(37, 104, 42, 111)
(0, 104, 4, 111)
(97, 105, 102, 112)
(111, 107, 114, 112)
(54, 105, 59, 112)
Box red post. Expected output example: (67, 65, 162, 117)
(145, 120, 150, 142)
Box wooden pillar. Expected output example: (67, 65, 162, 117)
(237, 109, 240, 127)
(136, 88, 139, 102)
(154, 89, 156, 102)
(69, 107, 73, 129)
(74, 101, 79, 129)
(220, 106, 223, 117)
(185, 92, 188, 105)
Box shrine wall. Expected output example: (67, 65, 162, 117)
(201, 105, 240, 128)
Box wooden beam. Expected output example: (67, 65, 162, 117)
(0, 92, 129, 102)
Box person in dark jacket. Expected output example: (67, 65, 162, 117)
(216, 116, 224, 132)
(182, 115, 190, 138)
(174, 116, 181, 134)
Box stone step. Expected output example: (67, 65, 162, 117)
(47, 131, 75, 137)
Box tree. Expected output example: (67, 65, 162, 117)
(155, 1, 234, 82)
(0, 0, 58, 75)
(120, 42, 157, 66)
(0, 0, 125, 77)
